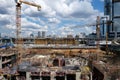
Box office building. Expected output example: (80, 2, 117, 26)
(0, 33, 1, 38)
(100, 0, 112, 38)
(102, 0, 120, 38)
(42, 31, 45, 38)
(112, 0, 120, 38)
(100, 16, 107, 38)
(38, 31, 41, 38)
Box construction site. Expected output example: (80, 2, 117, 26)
(0, 0, 120, 80)
(0, 42, 120, 80)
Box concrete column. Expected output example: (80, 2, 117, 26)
(40, 72, 41, 80)
(51, 72, 55, 80)
(26, 72, 31, 80)
(104, 72, 108, 80)
(51, 75, 55, 80)
(59, 59, 61, 67)
(76, 72, 81, 80)
(81, 60, 84, 67)
(90, 72, 92, 80)
(85, 60, 88, 65)
(0, 57, 2, 68)
(65, 75, 67, 80)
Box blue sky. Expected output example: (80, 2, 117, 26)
(92, 0, 104, 12)
(0, 0, 104, 37)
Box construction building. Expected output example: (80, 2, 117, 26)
(0, 49, 18, 68)
(0, 0, 120, 79)
(20, 37, 76, 45)
(16, 54, 92, 80)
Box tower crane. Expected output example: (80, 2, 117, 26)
(15, 0, 41, 63)
(66, 16, 112, 50)
(15, 0, 41, 45)
(96, 16, 100, 49)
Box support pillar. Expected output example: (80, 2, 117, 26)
(0, 57, 2, 68)
(76, 72, 81, 80)
(26, 72, 31, 80)
(51, 72, 56, 80)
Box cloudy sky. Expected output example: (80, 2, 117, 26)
(0, 0, 104, 37)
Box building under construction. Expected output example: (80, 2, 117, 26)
(0, 0, 120, 80)
(0, 49, 92, 80)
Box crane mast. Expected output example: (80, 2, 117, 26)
(96, 16, 100, 49)
(16, 3, 21, 45)
(67, 16, 104, 49)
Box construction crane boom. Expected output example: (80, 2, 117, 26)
(20, 0, 41, 10)
(68, 22, 110, 29)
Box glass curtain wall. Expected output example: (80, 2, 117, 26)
(112, 0, 120, 38)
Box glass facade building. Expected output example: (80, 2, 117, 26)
(102, 0, 120, 38)
(112, 0, 120, 38)
(100, 0, 112, 38)
(100, 18, 107, 38)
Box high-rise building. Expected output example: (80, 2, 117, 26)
(38, 31, 41, 38)
(104, 0, 112, 38)
(104, 0, 112, 17)
(102, 0, 120, 38)
(42, 31, 45, 38)
(0, 33, 1, 38)
(100, 0, 112, 38)
(100, 16, 107, 38)
(112, 0, 120, 38)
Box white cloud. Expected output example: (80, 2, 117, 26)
(21, 18, 40, 29)
(43, 0, 101, 19)
(0, 0, 103, 37)
(48, 18, 60, 24)
(23, 0, 56, 18)
(21, 18, 48, 35)
(59, 26, 74, 32)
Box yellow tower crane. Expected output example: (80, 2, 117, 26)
(15, 0, 41, 63)
(15, 0, 41, 45)
(66, 16, 111, 50)
(96, 16, 100, 49)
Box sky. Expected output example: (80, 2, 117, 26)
(0, 0, 104, 37)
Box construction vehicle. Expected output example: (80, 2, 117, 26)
(15, 0, 41, 63)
